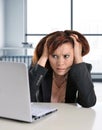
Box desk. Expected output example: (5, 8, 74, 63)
(0, 103, 102, 130)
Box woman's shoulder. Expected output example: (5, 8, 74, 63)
(70, 62, 92, 72)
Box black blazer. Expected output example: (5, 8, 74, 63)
(29, 62, 96, 108)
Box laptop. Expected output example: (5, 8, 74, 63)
(0, 61, 57, 122)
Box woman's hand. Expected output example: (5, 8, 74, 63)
(37, 39, 49, 67)
(42, 41, 49, 58)
(70, 34, 83, 64)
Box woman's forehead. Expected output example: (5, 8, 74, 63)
(52, 43, 74, 53)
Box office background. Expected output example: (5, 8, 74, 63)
(0, 1, 102, 128)
(0, 0, 102, 81)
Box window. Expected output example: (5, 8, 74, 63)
(27, 0, 71, 48)
(26, 0, 102, 75)
(73, 0, 102, 74)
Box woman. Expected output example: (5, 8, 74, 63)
(29, 30, 96, 107)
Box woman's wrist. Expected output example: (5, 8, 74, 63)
(74, 57, 83, 64)
(37, 56, 48, 67)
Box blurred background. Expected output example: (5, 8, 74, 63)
(0, 0, 102, 83)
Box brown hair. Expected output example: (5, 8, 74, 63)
(64, 30, 90, 56)
(32, 30, 90, 69)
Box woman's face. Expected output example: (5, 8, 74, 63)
(49, 42, 74, 76)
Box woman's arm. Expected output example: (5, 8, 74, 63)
(29, 64, 48, 102)
(29, 38, 49, 102)
(70, 34, 96, 107)
(70, 63, 96, 107)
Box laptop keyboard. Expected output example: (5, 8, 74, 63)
(31, 103, 57, 117)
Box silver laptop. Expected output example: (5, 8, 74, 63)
(0, 61, 57, 122)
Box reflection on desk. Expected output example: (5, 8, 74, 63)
(0, 103, 102, 130)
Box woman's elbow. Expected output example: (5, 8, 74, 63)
(78, 96, 97, 108)
(86, 96, 97, 108)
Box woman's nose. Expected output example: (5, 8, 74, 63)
(57, 57, 64, 66)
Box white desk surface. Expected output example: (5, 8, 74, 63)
(0, 102, 102, 130)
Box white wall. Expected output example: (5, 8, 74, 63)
(0, 0, 4, 48)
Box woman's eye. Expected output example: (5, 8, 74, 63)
(52, 55, 58, 59)
(64, 55, 70, 59)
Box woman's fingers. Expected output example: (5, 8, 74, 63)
(70, 34, 83, 64)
